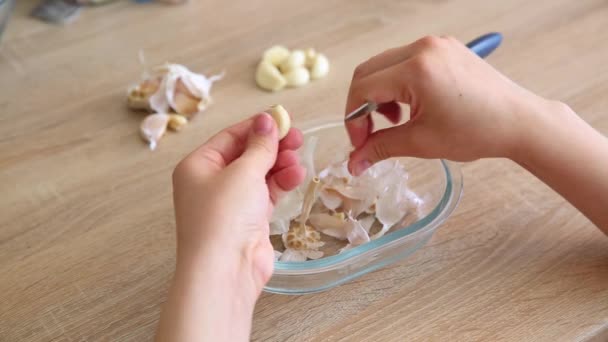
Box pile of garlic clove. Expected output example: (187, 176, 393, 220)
(127, 63, 223, 150)
(255, 46, 330, 92)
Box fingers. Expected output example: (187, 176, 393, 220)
(187, 117, 254, 175)
(351, 40, 425, 80)
(345, 62, 411, 148)
(267, 165, 306, 204)
(348, 122, 422, 176)
(377, 101, 402, 124)
(270, 150, 299, 173)
(279, 128, 303, 151)
(268, 150, 305, 203)
(345, 36, 448, 149)
(240, 113, 280, 175)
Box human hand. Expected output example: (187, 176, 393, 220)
(345, 35, 552, 175)
(157, 113, 305, 342)
(172, 113, 305, 293)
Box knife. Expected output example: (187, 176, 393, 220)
(345, 32, 503, 122)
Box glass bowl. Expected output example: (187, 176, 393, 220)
(264, 119, 463, 295)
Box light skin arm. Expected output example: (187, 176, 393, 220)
(513, 101, 608, 230)
(155, 114, 305, 342)
(344, 35, 608, 232)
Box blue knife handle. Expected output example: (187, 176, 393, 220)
(466, 32, 502, 58)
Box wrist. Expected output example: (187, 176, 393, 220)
(175, 234, 269, 302)
(507, 96, 573, 165)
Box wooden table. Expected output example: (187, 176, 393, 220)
(2, 0, 607, 341)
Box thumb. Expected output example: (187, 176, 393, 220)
(240, 113, 280, 174)
(348, 123, 421, 176)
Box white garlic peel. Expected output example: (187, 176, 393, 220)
(255, 60, 287, 92)
(255, 46, 329, 92)
(270, 136, 423, 261)
(140, 113, 170, 150)
(268, 104, 291, 139)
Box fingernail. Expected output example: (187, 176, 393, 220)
(353, 160, 371, 176)
(254, 113, 273, 135)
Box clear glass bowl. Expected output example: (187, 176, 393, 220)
(264, 119, 463, 295)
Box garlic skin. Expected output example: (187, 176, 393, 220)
(270, 136, 424, 262)
(310, 53, 330, 79)
(148, 63, 223, 116)
(284, 67, 310, 87)
(140, 113, 170, 150)
(255, 60, 287, 91)
(263, 45, 290, 66)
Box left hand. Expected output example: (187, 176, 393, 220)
(156, 113, 305, 342)
(172, 113, 305, 293)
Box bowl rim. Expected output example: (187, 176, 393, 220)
(272, 119, 463, 274)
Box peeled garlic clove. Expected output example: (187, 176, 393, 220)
(268, 104, 291, 139)
(168, 114, 188, 131)
(140, 113, 170, 150)
(284, 67, 310, 87)
(279, 49, 306, 73)
(304, 48, 317, 68)
(255, 60, 287, 91)
(310, 53, 330, 79)
(263, 45, 290, 66)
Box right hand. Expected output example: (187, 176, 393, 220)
(345, 35, 555, 176)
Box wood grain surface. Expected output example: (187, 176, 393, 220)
(1, 0, 607, 341)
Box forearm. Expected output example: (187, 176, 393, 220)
(513, 100, 608, 232)
(155, 246, 258, 342)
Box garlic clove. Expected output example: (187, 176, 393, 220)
(172, 79, 201, 116)
(255, 60, 287, 91)
(304, 48, 317, 68)
(140, 113, 170, 150)
(167, 114, 188, 131)
(268, 104, 291, 139)
(279, 49, 306, 73)
(127, 77, 161, 111)
(284, 66, 310, 87)
(263, 45, 290, 66)
(310, 53, 330, 79)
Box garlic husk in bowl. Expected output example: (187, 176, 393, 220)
(265, 119, 463, 294)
